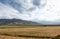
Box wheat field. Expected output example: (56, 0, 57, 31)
(0, 26, 60, 39)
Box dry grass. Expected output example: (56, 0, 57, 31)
(0, 26, 60, 39)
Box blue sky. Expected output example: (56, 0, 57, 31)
(0, 0, 60, 24)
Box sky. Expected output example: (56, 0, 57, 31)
(0, 0, 60, 24)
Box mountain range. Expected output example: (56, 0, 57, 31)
(0, 19, 40, 25)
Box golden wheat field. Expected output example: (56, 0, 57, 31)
(0, 26, 60, 39)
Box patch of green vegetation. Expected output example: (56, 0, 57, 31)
(0, 25, 47, 29)
(52, 35, 60, 39)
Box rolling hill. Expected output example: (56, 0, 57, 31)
(0, 19, 39, 25)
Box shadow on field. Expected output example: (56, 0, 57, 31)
(0, 33, 60, 39)
(0, 33, 51, 39)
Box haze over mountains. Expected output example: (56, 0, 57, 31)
(0, 0, 60, 25)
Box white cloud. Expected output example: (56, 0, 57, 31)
(0, 0, 60, 24)
(37, 0, 60, 21)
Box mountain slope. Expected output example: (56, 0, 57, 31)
(0, 19, 39, 25)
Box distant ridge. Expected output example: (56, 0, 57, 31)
(0, 19, 39, 25)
